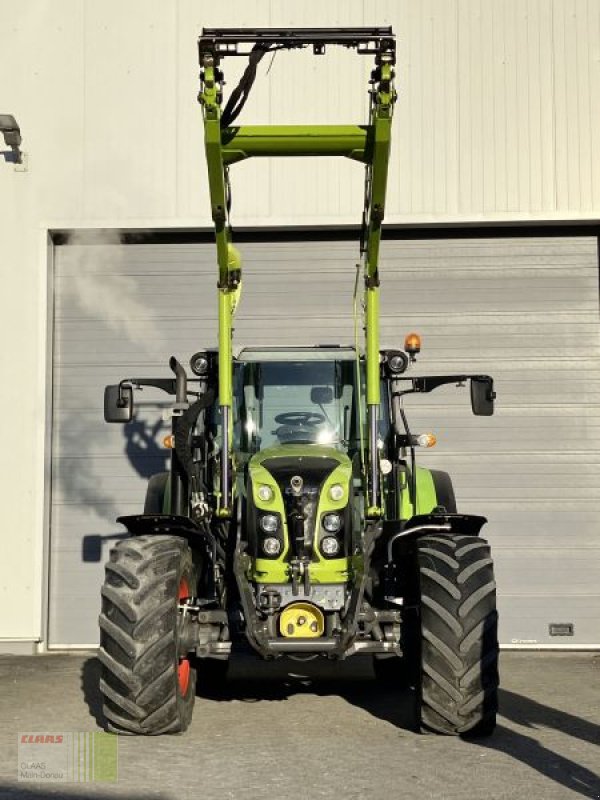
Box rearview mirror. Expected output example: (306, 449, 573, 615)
(310, 386, 334, 405)
(470, 377, 495, 416)
(104, 384, 133, 423)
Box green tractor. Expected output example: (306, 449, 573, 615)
(99, 28, 499, 736)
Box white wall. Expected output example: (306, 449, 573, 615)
(0, 0, 599, 645)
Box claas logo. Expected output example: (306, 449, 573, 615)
(20, 734, 64, 744)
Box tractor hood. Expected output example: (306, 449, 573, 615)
(247, 445, 353, 575)
(248, 444, 352, 504)
(249, 444, 352, 506)
(250, 443, 350, 471)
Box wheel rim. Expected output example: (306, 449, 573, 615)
(177, 577, 191, 695)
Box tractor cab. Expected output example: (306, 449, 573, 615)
(233, 346, 381, 456)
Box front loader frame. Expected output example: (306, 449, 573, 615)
(198, 27, 397, 518)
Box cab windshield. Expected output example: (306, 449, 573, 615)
(237, 360, 357, 455)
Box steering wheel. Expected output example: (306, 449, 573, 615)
(274, 412, 326, 428)
(274, 411, 326, 442)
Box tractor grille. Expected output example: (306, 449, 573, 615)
(262, 456, 338, 558)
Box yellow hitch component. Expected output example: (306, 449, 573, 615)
(279, 602, 324, 638)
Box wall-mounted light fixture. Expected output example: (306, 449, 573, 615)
(0, 115, 23, 165)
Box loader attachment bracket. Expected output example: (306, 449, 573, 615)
(199, 27, 395, 59)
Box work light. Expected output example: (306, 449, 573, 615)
(321, 536, 340, 556)
(259, 514, 278, 533)
(322, 513, 342, 533)
(257, 485, 274, 502)
(262, 537, 281, 556)
(329, 483, 344, 501)
(386, 350, 409, 374)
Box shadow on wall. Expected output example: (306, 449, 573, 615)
(56, 414, 121, 525)
(57, 410, 168, 529)
(55, 229, 165, 527)
(79, 415, 168, 561)
(74, 409, 170, 562)
(123, 414, 169, 479)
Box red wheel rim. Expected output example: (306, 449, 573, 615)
(177, 577, 190, 695)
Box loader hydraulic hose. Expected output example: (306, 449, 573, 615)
(168, 357, 188, 515)
(174, 389, 216, 494)
(220, 44, 268, 128)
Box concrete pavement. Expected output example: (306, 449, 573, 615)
(0, 651, 598, 800)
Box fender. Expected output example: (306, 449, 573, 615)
(117, 514, 218, 600)
(383, 512, 487, 563)
(381, 513, 488, 607)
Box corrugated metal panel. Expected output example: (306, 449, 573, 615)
(3, 0, 599, 224)
(3, 1, 600, 645)
(175, 0, 600, 222)
(48, 235, 600, 646)
(50, 0, 600, 222)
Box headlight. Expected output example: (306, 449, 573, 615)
(329, 483, 344, 502)
(322, 513, 342, 533)
(387, 351, 409, 374)
(190, 351, 209, 376)
(380, 458, 393, 475)
(257, 484, 274, 502)
(259, 514, 279, 533)
(262, 536, 281, 556)
(321, 536, 340, 556)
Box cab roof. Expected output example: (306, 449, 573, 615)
(236, 346, 357, 363)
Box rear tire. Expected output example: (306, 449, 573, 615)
(416, 533, 498, 736)
(99, 535, 196, 735)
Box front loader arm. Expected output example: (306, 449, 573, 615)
(198, 28, 396, 516)
(361, 53, 396, 516)
(199, 54, 241, 516)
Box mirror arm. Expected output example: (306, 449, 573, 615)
(413, 375, 469, 393)
(118, 378, 178, 399)
(390, 383, 416, 437)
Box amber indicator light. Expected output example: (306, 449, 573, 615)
(404, 332, 421, 354)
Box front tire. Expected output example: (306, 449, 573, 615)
(416, 533, 498, 736)
(99, 535, 196, 735)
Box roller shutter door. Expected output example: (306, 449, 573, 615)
(48, 235, 600, 647)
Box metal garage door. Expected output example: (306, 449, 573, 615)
(48, 235, 600, 647)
